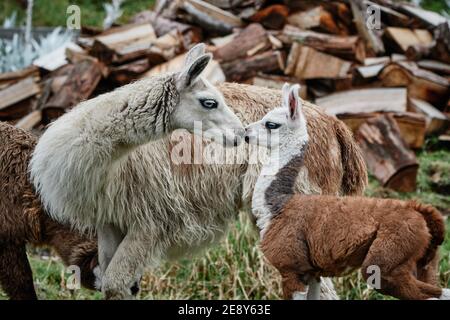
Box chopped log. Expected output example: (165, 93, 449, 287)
(44, 60, 102, 110)
(359, 57, 390, 79)
(350, 0, 385, 55)
(306, 76, 353, 99)
(147, 29, 185, 63)
(405, 43, 431, 61)
(391, 112, 426, 149)
(87, 23, 157, 64)
(380, 61, 450, 109)
(384, 27, 433, 52)
(202, 0, 250, 9)
(399, 4, 447, 27)
(15, 110, 42, 131)
(109, 59, 152, 85)
(316, 88, 407, 115)
(210, 33, 236, 47)
(356, 114, 418, 192)
(364, 56, 390, 66)
(248, 4, 289, 30)
(432, 22, 450, 64)
(365, 0, 410, 27)
(285, 43, 351, 80)
(245, 73, 307, 99)
(417, 60, 450, 76)
(144, 53, 225, 84)
(391, 53, 407, 62)
(213, 23, 270, 62)
(132, 10, 202, 48)
(409, 98, 449, 134)
(356, 64, 386, 79)
(287, 6, 341, 35)
(33, 42, 83, 71)
(221, 50, 285, 82)
(182, 0, 243, 35)
(0, 66, 39, 90)
(338, 111, 426, 149)
(0, 77, 40, 120)
(282, 25, 365, 62)
(405, 23, 450, 64)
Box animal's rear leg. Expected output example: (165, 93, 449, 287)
(0, 243, 37, 300)
(280, 271, 308, 300)
(362, 261, 442, 300)
(417, 253, 439, 286)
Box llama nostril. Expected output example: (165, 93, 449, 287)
(245, 136, 250, 143)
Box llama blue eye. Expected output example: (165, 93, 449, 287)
(200, 99, 218, 109)
(265, 122, 281, 130)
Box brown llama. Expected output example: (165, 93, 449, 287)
(245, 83, 449, 300)
(0, 122, 99, 300)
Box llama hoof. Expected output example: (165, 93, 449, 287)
(93, 266, 103, 291)
(103, 287, 133, 300)
(131, 282, 140, 296)
(102, 280, 134, 300)
(439, 288, 450, 300)
(292, 291, 308, 300)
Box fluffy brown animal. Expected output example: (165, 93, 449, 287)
(0, 122, 98, 300)
(246, 84, 448, 300)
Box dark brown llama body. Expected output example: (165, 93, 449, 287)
(0, 122, 98, 300)
(262, 196, 445, 300)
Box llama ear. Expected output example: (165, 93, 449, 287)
(184, 43, 206, 66)
(287, 84, 301, 123)
(177, 53, 212, 90)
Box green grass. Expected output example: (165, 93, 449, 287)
(0, 149, 448, 300)
(0, 0, 155, 28)
(418, 0, 449, 14)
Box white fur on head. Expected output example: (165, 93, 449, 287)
(244, 83, 307, 149)
(184, 43, 206, 66)
(172, 44, 244, 147)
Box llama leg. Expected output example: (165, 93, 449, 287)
(320, 277, 340, 300)
(102, 232, 155, 300)
(307, 277, 321, 300)
(363, 258, 442, 300)
(280, 272, 308, 300)
(98, 223, 125, 275)
(0, 243, 37, 300)
(417, 253, 439, 286)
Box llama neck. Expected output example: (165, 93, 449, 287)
(252, 135, 308, 236)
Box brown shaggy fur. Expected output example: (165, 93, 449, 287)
(262, 196, 445, 300)
(0, 122, 98, 300)
(218, 83, 368, 196)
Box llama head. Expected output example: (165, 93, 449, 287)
(171, 43, 245, 147)
(244, 83, 308, 149)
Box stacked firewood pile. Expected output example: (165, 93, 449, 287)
(0, 0, 449, 192)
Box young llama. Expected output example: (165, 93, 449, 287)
(245, 83, 449, 300)
(30, 43, 244, 299)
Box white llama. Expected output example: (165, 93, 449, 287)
(30, 43, 244, 299)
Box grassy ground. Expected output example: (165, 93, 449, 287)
(1, 148, 448, 300)
(0, 0, 155, 28)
